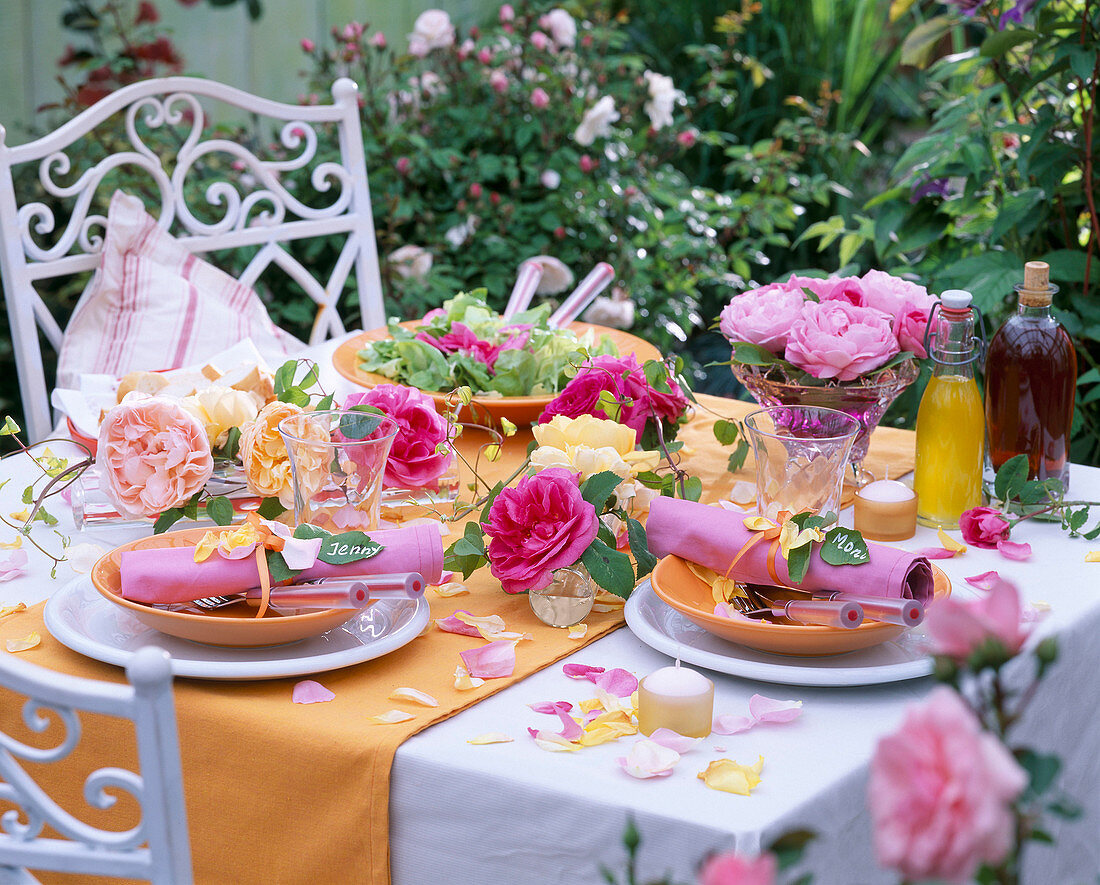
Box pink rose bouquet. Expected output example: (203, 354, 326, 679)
(538, 353, 689, 445)
(869, 686, 1027, 884)
(96, 396, 214, 518)
(342, 386, 454, 489)
(482, 467, 599, 593)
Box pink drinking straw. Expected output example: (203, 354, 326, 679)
(244, 573, 425, 608)
(502, 259, 545, 318)
(547, 262, 615, 328)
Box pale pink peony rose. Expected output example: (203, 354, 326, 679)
(96, 396, 214, 518)
(531, 87, 550, 109)
(859, 269, 937, 358)
(540, 8, 577, 47)
(815, 275, 869, 308)
(408, 9, 454, 57)
(342, 386, 453, 489)
(531, 30, 550, 51)
(869, 686, 1027, 884)
(719, 284, 807, 354)
(784, 299, 900, 380)
(489, 69, 509, 94)
(959, 506, 1012, 548)
(924, 577, 1030, 662)
(499, 4, 515, 22)
(483, 467, 598, 593)
(698, 851, 777, 885)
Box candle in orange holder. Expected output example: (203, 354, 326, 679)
(854, 479, 918, 542)
(636, 662, 714, 738)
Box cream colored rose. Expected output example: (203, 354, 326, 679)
(643, 70, 683, 131)
(389, 244, 433, 280)
(408, 9, 454, 56)
(574, 95, 619, 146)
(540, 9, 576, 48)
(179, 386, 259, 449)
(533, 413, 634, 453)
(239, 402, 327, 507)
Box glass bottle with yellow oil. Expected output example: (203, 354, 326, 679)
(914, 289, 985, 528)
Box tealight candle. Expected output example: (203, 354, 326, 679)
(854, 479, 918, 542)
(636, 663, 714, 738)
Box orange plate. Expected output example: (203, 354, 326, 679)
(332, 321, 662, 426)
(649, 555, 951, 657)
(90, 528, 359, 648)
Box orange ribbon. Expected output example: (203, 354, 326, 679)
(724, 511, 794, 588)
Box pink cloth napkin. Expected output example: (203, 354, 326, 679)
(119, 523, 444, 604)
(646, 498, 934, 604)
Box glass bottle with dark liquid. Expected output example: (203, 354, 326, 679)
(984, 260, 1077, 487)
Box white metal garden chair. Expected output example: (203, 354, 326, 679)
(0, 646, 192, 883)
(0, 76, 383, 441)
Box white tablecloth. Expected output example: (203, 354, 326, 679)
(3, 333, 1097, 884)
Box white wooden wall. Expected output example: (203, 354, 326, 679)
(0, 0, 489, 143)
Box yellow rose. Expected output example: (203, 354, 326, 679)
(239, 402, 328, 507)
(179, 386, 259, 448)
(533, 414, 635, 454)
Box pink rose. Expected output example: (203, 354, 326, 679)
(300, 38, 315, 52)
(815, 275, 868, 308)
(531, 87, 550, 110)
(370, 31, 387, 49)
(395, 156, 411, 176)
(531, 30, 550, 50)
(579, 154, 598, 173)
(489, 70, 508, 94)
(416, 322, 502, 370)
(676, 128, 697, 148)
(869, 686, 1027, 884)
(959, 506, 1012, 548)
(97, 396, 214, 518)
(924, 577, 1030, 662)
(699, 851, 777, 885)
(499, 4, 515, 22)
(483, 468, 598, 593)
(784, 300, 900, 380)
(719, 283, 807, 353)
(342, 386, 453, 489)
(859, 269, 936, 358)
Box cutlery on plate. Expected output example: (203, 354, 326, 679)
(547, 262, 615, 328)
(746, 583, 923, 627)
(502, 259, 545, 318)
(163, 573, 426, 612)
(731, 589, 864, 629)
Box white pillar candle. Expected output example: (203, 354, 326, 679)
(636, 663, 714, 738)
(857, 479, 916, 502)
(854, 479, 918, 542)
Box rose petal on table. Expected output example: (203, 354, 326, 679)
(550, 705, 583, 742)
(617, 739, 680, 778)
(591, 590, 625, 613)
(453, 664, 484, 691)
(712, 715, 754, 735)
(1087, 551, 1100, 563)
(292, 680, 335, 704)
(913, 547, 958, 560)
(435, 614, 482, 637)
(0, 549, 29, 582)
(937, 529, 967, 553)
(5, 631, 40, 653)
(0, 536, 23, 549)
(713, 602, 736, 619)
(580, 721, 637, 746)
(965, 570, 1002, 590)
(66, 543, 107, 574)
(648, 728, 702, 753)
(467, 733, 513, 745)
(367, 710, 416, 724)
(432, 582, 469, 597)
(728, 481, 757, 508)
(563, 663, 604, 679)
(528, 728, 581, 752)
(593, 668, 638, 697)
(0, 603, 27, 620)
(749, 694, 803, 723)
(460, 640, 517, 678)
(389, 687, 439, 707)
(698, 756, 764, 795)
(568, 623, 587, 640)
(592, 685, 635, 716)
(997, 539, 1032, 561)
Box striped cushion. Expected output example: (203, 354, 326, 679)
(57, 191, 301, 388)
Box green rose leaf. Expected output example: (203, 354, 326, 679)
(153, 507, 186, 534)
(256, 497, 286, 520)
(340, 409, 386, 440)
(786, 543, 812, 584)
(994, 454, 1029, 501)
(726, 442, 749, 473)
(580, 470, 623, 512)
(205, 496, 235, 526)
(627, 517, 657, 579)
(713, 418, 741, 446)
(820, 526, 870, 566)
(581, 538, 636, 599)
(681, 475, 703, 501)
(295, 525, 385, 564)
(265, 549, 299, 585)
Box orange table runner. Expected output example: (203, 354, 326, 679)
(0, 393, 915, 884)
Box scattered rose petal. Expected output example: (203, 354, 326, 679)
(454, 610, 530, 641)
(580, 718, 637, 746)
(593, 668, 638, 697)
(728, 480, 756, 507)
(549, 703, 583, 741)
(453, 664, 484, 691)
(568, 623, 587, 640)
(389, 687, 439, 707)
(965, 571, 1002, 590)
(997, 539, 1032, 561)
(714, 602, 736, 619)
(563, 663, 604, 679)
(5, 631, 40, 653)
(437, 569, 454, 580)
(0, 603, 27, 620)
(460, 640, 517, 678)
(529, 700, 572, 714)
(468, 733, 513, 745)
(749, 694, 802, 723)
(1086, 551, 1100, 563)
(913, 547, 958, 560)
(617, 739, 680, 778)
(1023, 601, 1050, 622)
(592, 685, 634, 716)
(292, 680, 335, 704)
(432, 582, 469, 597)
(712, 714, 755, 735)
(528, 728, 581, 752)
(66, 543, 107, 575)
(0, 536, 23, 549)
(435, 614, 482, 636)
(648, 728, 702, 753)
(0, 549, 29, 582)
(367, 710, 416, 724)
(937, 529, 967, 553)
(698, 756, 764, 795)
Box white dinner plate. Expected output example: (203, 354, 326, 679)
(44, 576, 429, 681)
(625, 579, 935, 687)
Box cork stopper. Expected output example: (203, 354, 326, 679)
(1016, 260, 1055, 307)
